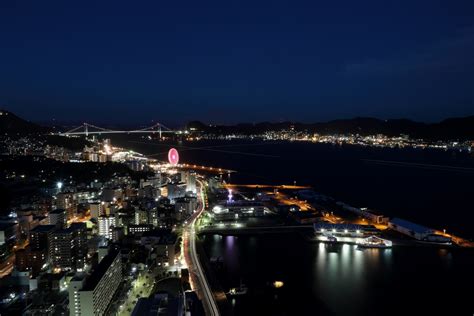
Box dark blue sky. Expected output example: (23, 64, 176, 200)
(1, 0, 474, 125)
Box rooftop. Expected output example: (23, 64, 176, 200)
(132, 294, 182, 316)
(69, 222, 87, 230)
(390, 218, 433, 233)
(142, 230, 177, 245)
(314, 223, 377, 231)
(30, 225, 56, 233)
(53, 223, 86, 234)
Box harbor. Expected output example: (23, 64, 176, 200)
(107, 136, 474, 315)
(197, 180, 472, 249)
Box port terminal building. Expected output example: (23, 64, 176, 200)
(388, 218, 451, 243)
(313, 223, 379, 237)
(211, 201, 266, 220)
(336, 202, 389, 224)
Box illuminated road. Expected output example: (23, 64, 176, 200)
(67, 214, 91, 225)
(224, 183, 311, 190)
(184, 179, 220, 316)
(270, 191, 313, 211)
(433, 230, 474, 248)
(181, 163, 235, 174)
(0, 255, 15, 278)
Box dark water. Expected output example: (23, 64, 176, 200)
(114, 137, 474, 238)
(111, 137, 474, 315)
(202, 233, 474, 316)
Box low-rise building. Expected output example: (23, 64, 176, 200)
(337, 202, 389, 224)
(388, 218, 451, 243)
(140, 230, 177, 266)
(211, 201, 266, 220)
(313, 223, 379, 236)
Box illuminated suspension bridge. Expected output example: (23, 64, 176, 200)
(56, 122, 177, 137)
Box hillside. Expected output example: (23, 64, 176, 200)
(188, 116, 474, 140)
(0, 109, 48, 134)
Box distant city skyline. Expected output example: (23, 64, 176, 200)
(3, 106, 474, 128)
(2, 2, 474, 316)
(1, 1, 474, 124)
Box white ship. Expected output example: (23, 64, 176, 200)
(357, 236, 392, 248)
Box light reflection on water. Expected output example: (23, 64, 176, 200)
(202, 234, 474, 316)
(315, 242, 392, 315)
(225, 235, 239, 271)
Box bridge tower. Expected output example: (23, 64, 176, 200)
(84, 123, 89, 137)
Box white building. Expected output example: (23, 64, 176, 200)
(98, 216, 116, 240)
(186, 172, 197, 194)
(69, 249, 122, 316)
(388, 218, 451, 243)
(211, 201, 266, 220)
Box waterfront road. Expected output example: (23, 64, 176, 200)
(184, 179, 220, 316)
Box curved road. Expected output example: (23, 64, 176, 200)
(185, 179, 220, 316)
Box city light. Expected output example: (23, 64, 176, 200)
(168, 148, 179, 166)
(1, 4, 473, 315)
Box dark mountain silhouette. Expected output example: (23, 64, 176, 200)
(1, 109, 473, 140)
(188, 116, 474, 140)
(0, 109, 48, 134)
(430, 117, 474, 140)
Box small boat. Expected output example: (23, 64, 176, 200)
(357, 236, 392, 248)
(228, 280, 248, 296)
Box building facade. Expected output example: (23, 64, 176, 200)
(69, 249, 122, 316)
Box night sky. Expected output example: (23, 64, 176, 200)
(1, 1, 474, 125)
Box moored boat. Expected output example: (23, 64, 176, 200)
(357, 236, 392, 248)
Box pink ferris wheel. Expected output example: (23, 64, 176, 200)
(168, 148, 179, 166)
